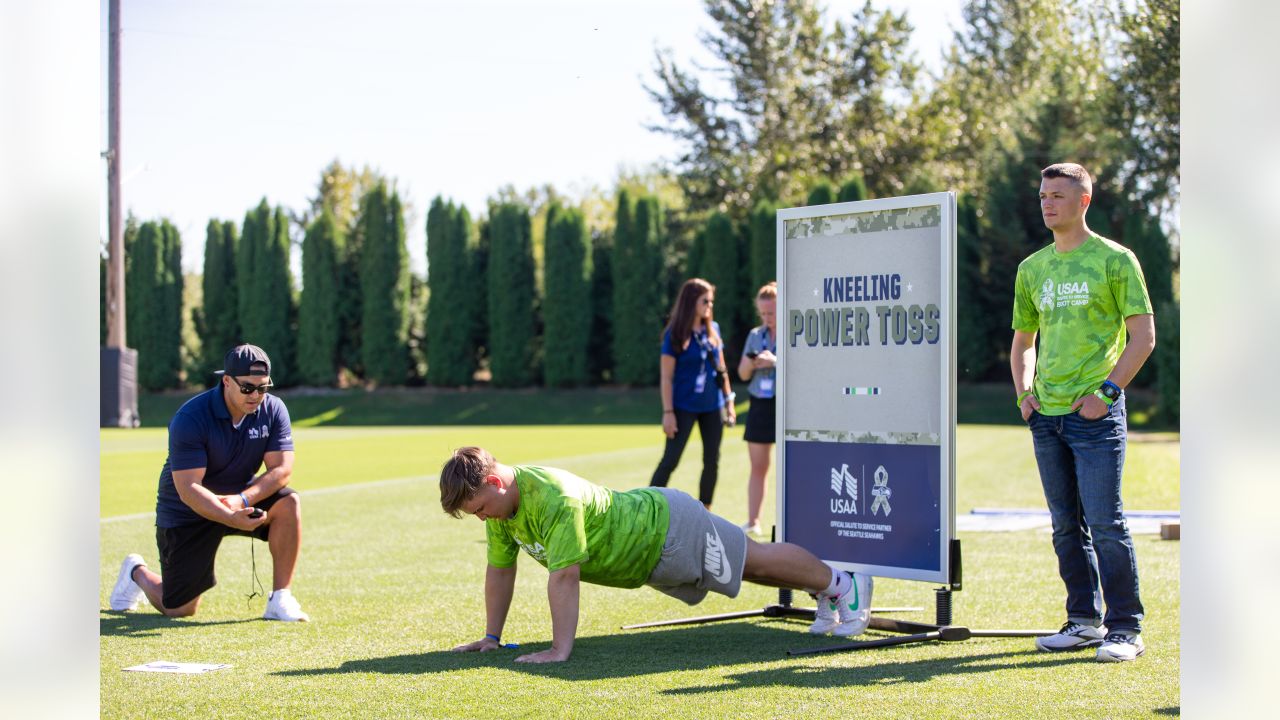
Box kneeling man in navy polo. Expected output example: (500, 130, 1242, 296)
(109, 344, 309, 622)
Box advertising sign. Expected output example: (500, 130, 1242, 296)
(776, 194, 956, 583)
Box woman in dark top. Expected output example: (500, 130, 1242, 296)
(649, 278, 735, 508)
(736, 281, 778, 536)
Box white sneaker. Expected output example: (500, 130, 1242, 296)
(1096, 631, 1145, 662)
(808, 594, 840, 635)
(740, 522, 763, 536)
(109, 553, 146, 611)
(1035, 621, 1107, 652)
(263, 589, 310, 622)
(831, 572, 873, 637)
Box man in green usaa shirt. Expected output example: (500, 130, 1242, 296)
(439, 446, 875, 663)
(1010, 163, 1156, 663)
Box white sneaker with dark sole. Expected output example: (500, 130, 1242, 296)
(1035, 621, 1107, 652)
(263, 589, 310, 622)
(1096, 631, 1145, 662)
(109, 553, 146, 611)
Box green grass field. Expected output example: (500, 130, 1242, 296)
(101, 392, 1179, 719)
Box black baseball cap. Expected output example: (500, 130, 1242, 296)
(217, 344, 272, 377)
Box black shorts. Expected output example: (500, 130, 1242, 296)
(155, 488, 295, 609)
(743, 396, 776, 444)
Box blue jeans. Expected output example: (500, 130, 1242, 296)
(1027, 394, 1144, 634)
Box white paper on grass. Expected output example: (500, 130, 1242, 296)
(123, 661, 231, 674)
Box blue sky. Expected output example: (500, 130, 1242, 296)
(100, 0, 964, 275)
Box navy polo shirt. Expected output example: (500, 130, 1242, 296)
(661, 321, 725, 414)
(155, 385, 295, 528)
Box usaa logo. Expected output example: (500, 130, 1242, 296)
(514, 536, 547, 562)
(829, 463, 859, 515)
(247, 425, 269, 440)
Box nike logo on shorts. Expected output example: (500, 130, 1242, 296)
(704, 527, 732, 584)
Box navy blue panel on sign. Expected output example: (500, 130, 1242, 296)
(784, 440, 940, 572)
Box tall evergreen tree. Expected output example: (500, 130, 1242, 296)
(236, 201, 266, 348)
(298, 208, 344, 385)
(748, 199, 777, 293)
(457, 206, 483, 378)
(587, 229, 614, 384)
(611, 190, 638, 383)
(1120, 210, 1175, 388)
(955, 195, 999, 381)
(543, 202, 592, 387)
(648, 0, 919, 219)
(838, 173, 868, 202)
(806, 181, 837, 206)
(160, 220, 185, 387)
(236, 200, 296, 385)
(487, 202, 537, 387)
(263, 207, 296, 386)
(406, 272, 430, 384)
(634, 195, 665, 380)
(1122, 211, 1174, 311)
(337, 218, 364, 380)
(701, 211, 745, 366)
(127, 221, 180, 390)
(471, 217, 491, 373)
(426, 197, 478, 386)
(685, 226, 706, 280)
(1109, 0, 1180, 213)
(359, 184, 410, 385)
(195, 219, 239, 381)
(612, 191, 665, 385)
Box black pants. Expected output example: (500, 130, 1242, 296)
(649, 409, 723, 506)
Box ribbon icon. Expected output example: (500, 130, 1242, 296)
(870, 465, 892, 516)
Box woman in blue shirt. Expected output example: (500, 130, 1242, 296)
(649, 278, 735, 508)
(736, 281, 778, 536)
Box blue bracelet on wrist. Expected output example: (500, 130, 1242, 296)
(484, 633, 519, 649)
(1102, 380, 1121, 394)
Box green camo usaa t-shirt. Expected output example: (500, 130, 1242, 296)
(485, 466, 670, 588)
(1012, 234, 1153, 415)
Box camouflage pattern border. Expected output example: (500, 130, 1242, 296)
(785, 204, 942, 240)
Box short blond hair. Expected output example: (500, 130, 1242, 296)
(756, 281, 777, 300)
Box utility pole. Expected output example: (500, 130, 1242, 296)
(105, 0, 124, 348)
(102, 0, 139, 427)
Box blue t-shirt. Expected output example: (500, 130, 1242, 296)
(661, 321, 725, 414)
(155, 385, 295, 528)
(740, 325, 776, 399)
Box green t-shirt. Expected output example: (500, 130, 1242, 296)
(1011, 234, 1153, 415)
(485, 465, 670, 588)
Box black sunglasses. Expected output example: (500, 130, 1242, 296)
(229, 377, 273, 395)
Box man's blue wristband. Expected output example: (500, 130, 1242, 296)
(239, 493, 249, 508)
(485, 633, 518, 649)
(1102, 380, 1121, 394)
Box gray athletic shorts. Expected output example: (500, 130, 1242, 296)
(646, 488, 747, 605)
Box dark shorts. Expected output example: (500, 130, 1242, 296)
(155, 488, 296, 609)
(743, 396, 775, 444)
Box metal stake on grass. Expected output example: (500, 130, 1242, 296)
(622, 524, 922, 631)
(623, 536, 1057, 656)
